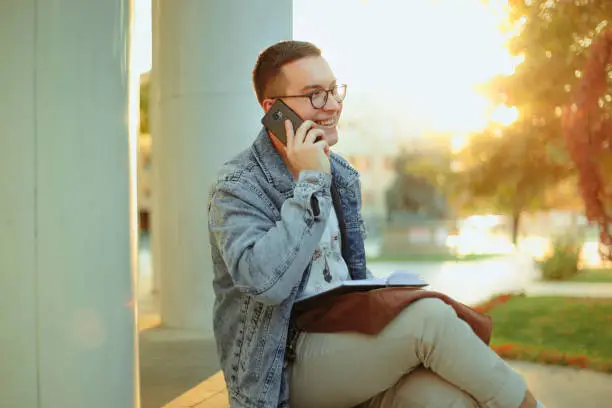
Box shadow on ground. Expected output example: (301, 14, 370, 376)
(139, 328, 220, 408)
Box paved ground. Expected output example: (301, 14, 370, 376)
(368, 252, 539, 305)
(137, 239, 219, 408)
(525, 281, 612, 297)
(139, 246, 612, 407)
(139, 328, 218, 408)
(510, 361, 612, 408)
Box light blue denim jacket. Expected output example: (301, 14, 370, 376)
(207, 129, 372, 408)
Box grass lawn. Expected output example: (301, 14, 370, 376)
(366, 253, 501, 263)
(487, 295, 612, 372)
(567, 268, 612, 283)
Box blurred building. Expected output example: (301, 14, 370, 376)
(334, 103, 459, 255)
(334, 117, 398, 221)
(335, 108, 456, 218)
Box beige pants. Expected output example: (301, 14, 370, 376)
(289, 298, 527, 408)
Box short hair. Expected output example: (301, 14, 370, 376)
(252, 41, 322, 105)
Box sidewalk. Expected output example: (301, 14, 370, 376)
(511, 361, 612, 408)
(139, 324, 219, 408)
(525, 281, 612, 297)
(137, 244, 220, 408)
(368, 252, 539, 305)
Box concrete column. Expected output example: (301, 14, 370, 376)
(151, 0, 292, 332)
(150, 0, 163, 298)
(0, 1, 138, 407)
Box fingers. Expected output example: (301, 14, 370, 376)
(304, 128, 325, 145)
(314, 139, 330, 154)
(284, 121, 331, 174)
(294, 120, 326, 147)
(294, 120, 315, 147)
(288, 119, 329, 160)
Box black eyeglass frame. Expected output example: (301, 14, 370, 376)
(269, 84, 347, 109)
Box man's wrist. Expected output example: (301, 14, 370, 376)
(294, 170, 332, 222)
(297, 170, 332, 189)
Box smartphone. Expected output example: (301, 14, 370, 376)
(261, 99, 304, 145)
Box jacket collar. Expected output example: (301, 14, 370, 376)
(251, 128, 359, 195)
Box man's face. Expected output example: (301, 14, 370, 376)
(263, 56, 343, 147)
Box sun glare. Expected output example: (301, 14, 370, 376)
(293, 0, 516, 134)
(491, 105, 519, 126)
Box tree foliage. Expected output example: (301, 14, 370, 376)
(491, 0, 612, 119)
(495, 0, 612, 258)
(562, 28, 612, 260)
(139, 75, 150, 135)
(459, 122, 571, 243)
(463, 0, 612, 248)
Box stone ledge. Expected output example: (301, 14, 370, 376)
(163, 371, 228, 408)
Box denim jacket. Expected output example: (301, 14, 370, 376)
(207, 129, 372, 408)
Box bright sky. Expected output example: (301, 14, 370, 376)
(293, 0, 519, 134)
(132, 0, 152, 75)
(132, 0, 518, 134)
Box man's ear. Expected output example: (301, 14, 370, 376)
(262, 98, 275, 113)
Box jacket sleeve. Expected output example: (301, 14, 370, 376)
(208, 170, 332, 305)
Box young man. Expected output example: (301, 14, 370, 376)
(207, 41, 544, 408)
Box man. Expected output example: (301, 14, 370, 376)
(208, 40, 545, 408)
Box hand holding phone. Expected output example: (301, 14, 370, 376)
(262, 100, 330, 174)
(261, 99, 304, 145)
(285, 119, 331, 175)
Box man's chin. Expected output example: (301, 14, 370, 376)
(324, 129, 339, 147)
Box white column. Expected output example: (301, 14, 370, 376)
(150, 0, 163, 298)
(151, 0, 293, 332)
(0, 1, 138, 407)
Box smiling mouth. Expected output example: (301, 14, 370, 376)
(315, 117, 338, 127)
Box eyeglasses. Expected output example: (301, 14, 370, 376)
(270, 84, 347, 109)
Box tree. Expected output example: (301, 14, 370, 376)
(486, 0, 612, 119)
(563, 29, 612, 260)
(496, 0, 612, 259)
(459, 122, 571, 244)
(466, 0, 612, 245)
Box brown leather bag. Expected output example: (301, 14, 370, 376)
(293, 287, 493, 345)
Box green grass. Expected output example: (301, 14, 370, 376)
(568, 268, 612, 283)
(488, 296, 612, 370)
(366, 253, 501, 263)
